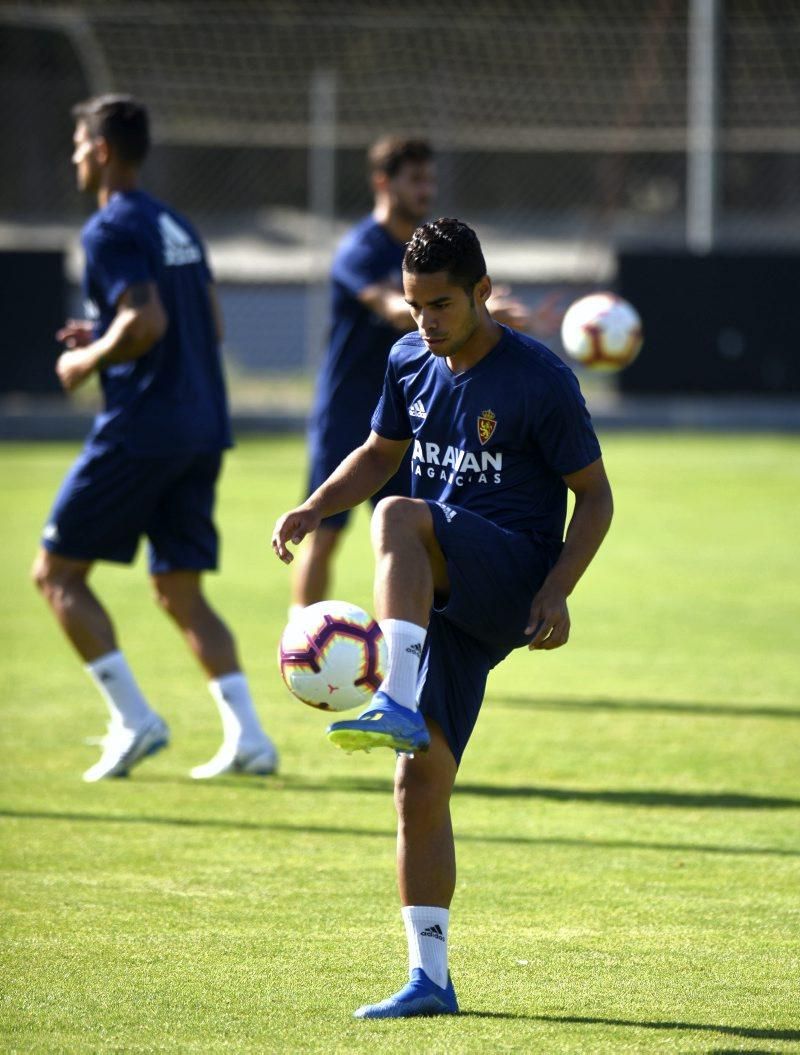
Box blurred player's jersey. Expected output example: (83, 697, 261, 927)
(372, 326, 601, 544)
(80, 189, 231, 456)
(309, 216, 406, 458)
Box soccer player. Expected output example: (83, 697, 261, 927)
(32, 95, 278, 782)
(292, 137, 530, 613)
(272, 218, 613, 1018)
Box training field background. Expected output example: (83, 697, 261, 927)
(1, 432, 798, 1054)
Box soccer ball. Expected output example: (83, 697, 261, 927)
(560, 292, 643, 371)
(278, 600, 387, 712)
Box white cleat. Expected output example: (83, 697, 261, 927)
(190, 739, 279, 780)
(83, 715, 170, 782)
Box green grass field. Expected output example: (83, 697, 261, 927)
(1, 434, 799, 1054)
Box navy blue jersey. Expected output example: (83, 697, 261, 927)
(371, 326, 601, 543)
(80, 189, 231, 456)
(310, 216, 406, 443)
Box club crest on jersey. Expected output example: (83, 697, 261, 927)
(477, 409, 497, 445)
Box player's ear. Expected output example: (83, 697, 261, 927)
(476, 275, 492, 305)
(94, 136, 111, 165)
(372, 171, 390, 196)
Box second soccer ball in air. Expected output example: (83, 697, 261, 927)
(560, 292, 643, 371)
(278, 600, 387, 712)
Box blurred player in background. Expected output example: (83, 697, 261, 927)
(32, 95, 278, 782)
(292, 136, 531, 614)
(273, 218, 613, 1018)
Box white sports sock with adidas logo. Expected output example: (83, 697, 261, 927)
(85, 650, 155, 731)
(208, 671, 266, 752)
(402, 905, 449, 989)
(378, 619, 426, 712)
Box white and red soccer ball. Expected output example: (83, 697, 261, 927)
(278, 600, 386, 712)
(560, 292, 643, 372)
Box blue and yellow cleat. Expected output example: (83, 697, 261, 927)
(326, 691, 430, 755)
(353, 968, 459, 1019)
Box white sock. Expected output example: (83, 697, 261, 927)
(379, 619, 426, 711)
(287, 603, 305, 622)
(402, 905, 449, 989)
(209, 671, 268, 751)
(85, 650, 155, 732)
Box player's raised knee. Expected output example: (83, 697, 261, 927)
(372, 495, 430, 537)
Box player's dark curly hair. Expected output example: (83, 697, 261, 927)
(72, 94, 150, 166)
(403, 218, 487, 294)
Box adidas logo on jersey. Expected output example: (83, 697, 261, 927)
(437, 503, 458, 522)
(159, 213, 202, 267)
(409, 399, 427, 419)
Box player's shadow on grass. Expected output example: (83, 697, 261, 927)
(3, 807, 799, 858)
(491, 695, 800, 721)
(515, 1013, 800, 1045)
(451, 782, 800, 810)
(108, 770, 800, 811)
(127, 772, 800, 811)
(299, 775, 800, 811)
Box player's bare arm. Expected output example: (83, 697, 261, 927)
(526, 456, 613, 650)
(486, 287, 575, 340)
(56, 281, 168, 391)
(358, 282, 416, 331)
(272, 432, 409, 564)
(485, 284, 534, 332)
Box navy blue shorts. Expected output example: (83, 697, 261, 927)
(417, 501, 561, 766)
(42, 444, 223, 574)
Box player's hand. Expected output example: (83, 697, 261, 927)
(271, 507, 321, 564)
(55, 348, 96, 391)
(525, 585, 570, 651)
(56, 319, 94, 349)
(487, 285, 533, 332)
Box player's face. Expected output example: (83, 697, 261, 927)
(388, 161, 437, 225)
(404, 270, 487, 361)
(72, 121, 103, 193)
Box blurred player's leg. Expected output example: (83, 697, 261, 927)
(150, 571, 277, 778)
(290, 522, 342, 610)
(31, 548, 169, 781)
(32, 549, 115, 660)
